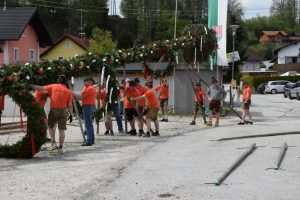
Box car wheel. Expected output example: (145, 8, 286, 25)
(271, 89, 276, 94)
(297, 93, 300, 100)
(284, 93, 287, 98)
(289, 93, 293, 100)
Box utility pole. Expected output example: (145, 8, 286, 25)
(78, 9, 86, 38)
(174, 0, 178, 39)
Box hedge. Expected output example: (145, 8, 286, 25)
(241, 76, 300, 91)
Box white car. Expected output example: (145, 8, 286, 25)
(290, 81, 300, 100)
(265, 80, 290, 94)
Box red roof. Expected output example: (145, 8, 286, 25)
(262, 31, 288, 36)
(41, 34, 89, 56)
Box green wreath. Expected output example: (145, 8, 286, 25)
(0, 25, 216, 158)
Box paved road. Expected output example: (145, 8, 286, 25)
(0, 93, 299, 200)
(86, 94, 300, 200)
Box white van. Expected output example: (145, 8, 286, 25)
(265, 80, 290, 94)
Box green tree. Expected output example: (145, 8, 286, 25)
(88, 28, 117, 54)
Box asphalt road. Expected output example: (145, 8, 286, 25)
(0, 93, 299, 200)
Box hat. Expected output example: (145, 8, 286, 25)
(134, 77, 140, 83)
(84, 77, 95, 84)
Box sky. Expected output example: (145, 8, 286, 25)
(112, 0, 273, 20)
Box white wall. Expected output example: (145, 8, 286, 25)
(242, 61, 261, 71)
(278, 42, 300, 64)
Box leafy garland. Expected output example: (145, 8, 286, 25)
(0, 26, 216, 158)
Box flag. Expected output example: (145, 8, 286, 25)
(208, 0, 228, 66)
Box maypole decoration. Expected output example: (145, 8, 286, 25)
(0, 27, 216, 158)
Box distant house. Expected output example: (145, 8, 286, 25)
(0, 7, 52, 65)
(41, 34, 90, 61)
(260, 31, 289, 44)
(241, 48, 263, 72)
(273, 41, 300, 74)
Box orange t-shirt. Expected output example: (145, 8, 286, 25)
(194, 88, 205, 103)
(124, 87, 140, 109)
(242, 86, 252, 102)
(155, 84, 169, 99)
(136, 85, 147, 106)
(145, 89, 159, 108)
(45, 84, 72, 109)
(34, 90, 48, 107)
(81, 85, 97, 106)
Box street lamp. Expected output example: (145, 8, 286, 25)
(229, 25, 239, 81)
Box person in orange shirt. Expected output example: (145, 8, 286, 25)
(123, 80, 140, 135)
(190, 82, 207, 125)
(131, 81, 159, 137)
(31, 75, 73, 154)
(155, 78, 169, 122)
(73, 77, 97, 146)
(134, 78, 147, 136)
(238, 81, 253, 125)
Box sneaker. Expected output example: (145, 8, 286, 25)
(104, 130, 109, 135)
(128, 129, 137, 136)
(152, 131, 160, 136)
(138, 129, 145, 137)
(48, 143, 58, 152)
(119, 130, 124, 134)
(160, 119, 166, 122)
(110, 131, 114, 135)
(82, 142, 92, 146)
(190, 121, 196, 125)
(57, 148, 64, 155)
(206, 121, 212, 126)
(165, 119, 168, 122)
(237, 122, 245, 125)
(143, 132, 151, 137)
(245, 121, 253, 125)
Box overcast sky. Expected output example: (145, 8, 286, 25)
(112, 0, 273, 19)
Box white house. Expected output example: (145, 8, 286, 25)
(274, 41, 300, 64)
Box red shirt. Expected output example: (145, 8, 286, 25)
(124, 87, 140, 109)
(136, 85, 147, 106)
(81, 85, 97, 106)
(145, 89, 159, 108)
(34, 90, 48, 107)
(242, 86, 252, 102)
(194, 88, 205, 103)
(45, 84, 72, 109)
(155, 84, 169, 99)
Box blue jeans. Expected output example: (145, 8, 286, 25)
(113, 102, 123, 132)
(83, 105, 95, 144)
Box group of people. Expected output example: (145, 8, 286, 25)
(30, 74, 253, 154)
(30, 75, 170, 153)
(190, 78, 253, 127)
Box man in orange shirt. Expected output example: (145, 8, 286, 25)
(31, 75, 73, 154)
(73, 77, 97, 146)
(190, 82, 207, 125)
(131, 81, 159, 137)
(124, 80, 140, 135)
(155, 78, 169, 122)
(134, 78, 147, 136)
(238, 81, 253, 125)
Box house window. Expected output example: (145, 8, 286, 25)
(64, 41, 71, 48)
(29, 49, 35, 61)
(14, 48, 19, 64)
(22, 29, 26, 37)
(58, 56, 64, 60)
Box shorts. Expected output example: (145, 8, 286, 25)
(209, 100, 221, 113)
(125, 108, 138, 121)
(147, 108, 159, 120)
(137, 106, 144, 118)
(243, 100, 251, 110)
(159, 98, 168, 107)
(48, 108, 67, 130)
(194, 102, 205, 112)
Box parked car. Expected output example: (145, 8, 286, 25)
(290, 81, 300, 100)
(283, 82, 295, 98)
(265, 80, 290, 94)
(257, 82, 267, 94)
